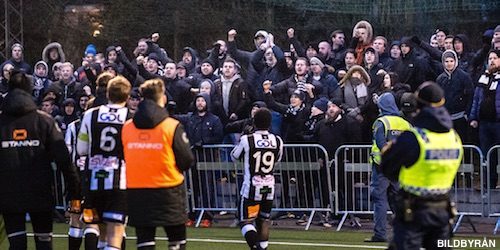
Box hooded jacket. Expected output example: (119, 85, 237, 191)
(393, 38, 435, 91)
(452, 34, 474, 72)
(349, 20, 374, 65)
(182, 47, 199, 75)
(0, 89, 81, 212)
(436, 50, 474, 117)
(175, 93, 224, 147)
(372, 93, 404, 151)
(33, 61, 53, 105)
(42, 42, 65, 67)
(124, 98, 194, 227)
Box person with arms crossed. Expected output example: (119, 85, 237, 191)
(231, 108, 284, 250)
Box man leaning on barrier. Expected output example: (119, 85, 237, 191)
(380, 82, 463, 250)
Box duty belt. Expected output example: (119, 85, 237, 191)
(401, 185, 450, 199)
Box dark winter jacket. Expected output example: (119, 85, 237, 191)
(436, 51, 474, 118)
(312, 70, 340, 99)
(213, 75, 250, 125)
(1, 59, 32, 75)
(270, 75, 323, 105)
(251, 46, 288, 100)
(393, 45, 435, 91)
(0, 89, 81, 213)
(175, 93, 224, 147)
(263, 92, 310, 143)
(470, 71, 500, 122)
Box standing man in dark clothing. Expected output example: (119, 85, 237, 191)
(393, 38, 435, 91)
(330, 30, 347, 71)
(381, 82, 463, 250)
(214, 58, 250, 125)
(436, 50, 474, 142)
(123, 78, 194, 250)
(0, 43, 32, 74)
(0, 71, 81, 249)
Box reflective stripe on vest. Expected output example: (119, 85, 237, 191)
(370, 115, 411, 165)
(399, 128, 463, 197)
(122, 117, 184, 189)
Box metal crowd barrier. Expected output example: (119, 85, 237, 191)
(189, 144, 333, 230)
(334, 144, 485, 232)
(487, 145, 500, 234)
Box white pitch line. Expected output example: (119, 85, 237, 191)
(28, 233, 387, 249)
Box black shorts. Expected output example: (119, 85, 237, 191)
(238, 197, 273, 223)
(82, 190, 127, 224)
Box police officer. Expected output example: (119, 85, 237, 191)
(0, 70, 81, 249)
(366, 92, 411, 243)
(381, 81, 463, 249)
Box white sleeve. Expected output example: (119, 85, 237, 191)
(276, 135, 284, 163)
(231, 135, 247, 161)
(64, 122, 75, 153)
(76, 111, 92, 156)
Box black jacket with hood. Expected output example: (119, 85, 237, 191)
(436, 50, 474, 117)
(0, 88, 81, 213)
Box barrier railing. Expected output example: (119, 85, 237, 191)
(486, 145, 500, 234)
(189, 144, 333, 230)
(334, 144, 485, 232)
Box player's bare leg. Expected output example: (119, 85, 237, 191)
(104, 222, 125, 250)
(256, 217, 270, 250)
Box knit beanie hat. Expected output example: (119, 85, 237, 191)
(84, 44, 97, 56)
(291, 89, 306, 101)
(313, 97, 329, 113)
(415, 81, 445, 107)
(310, 57, 325, 68)
(201, 58, 215, 68)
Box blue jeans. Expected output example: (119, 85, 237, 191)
(371, 164, 397, 240)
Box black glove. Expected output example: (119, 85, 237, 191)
(410, 36, 421, 46)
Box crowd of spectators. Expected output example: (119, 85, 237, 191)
(1, 21, 499, 226)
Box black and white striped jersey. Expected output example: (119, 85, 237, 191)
(77, 104, 130, 191)
(231, 130, 283, 201)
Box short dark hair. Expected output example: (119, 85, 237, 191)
(253, 108, 272, 130)
(140, 78, 165, 102)
(330, 29, 344, 38)
(107, 76, 131, 103)
(345, 49, 357, 59)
